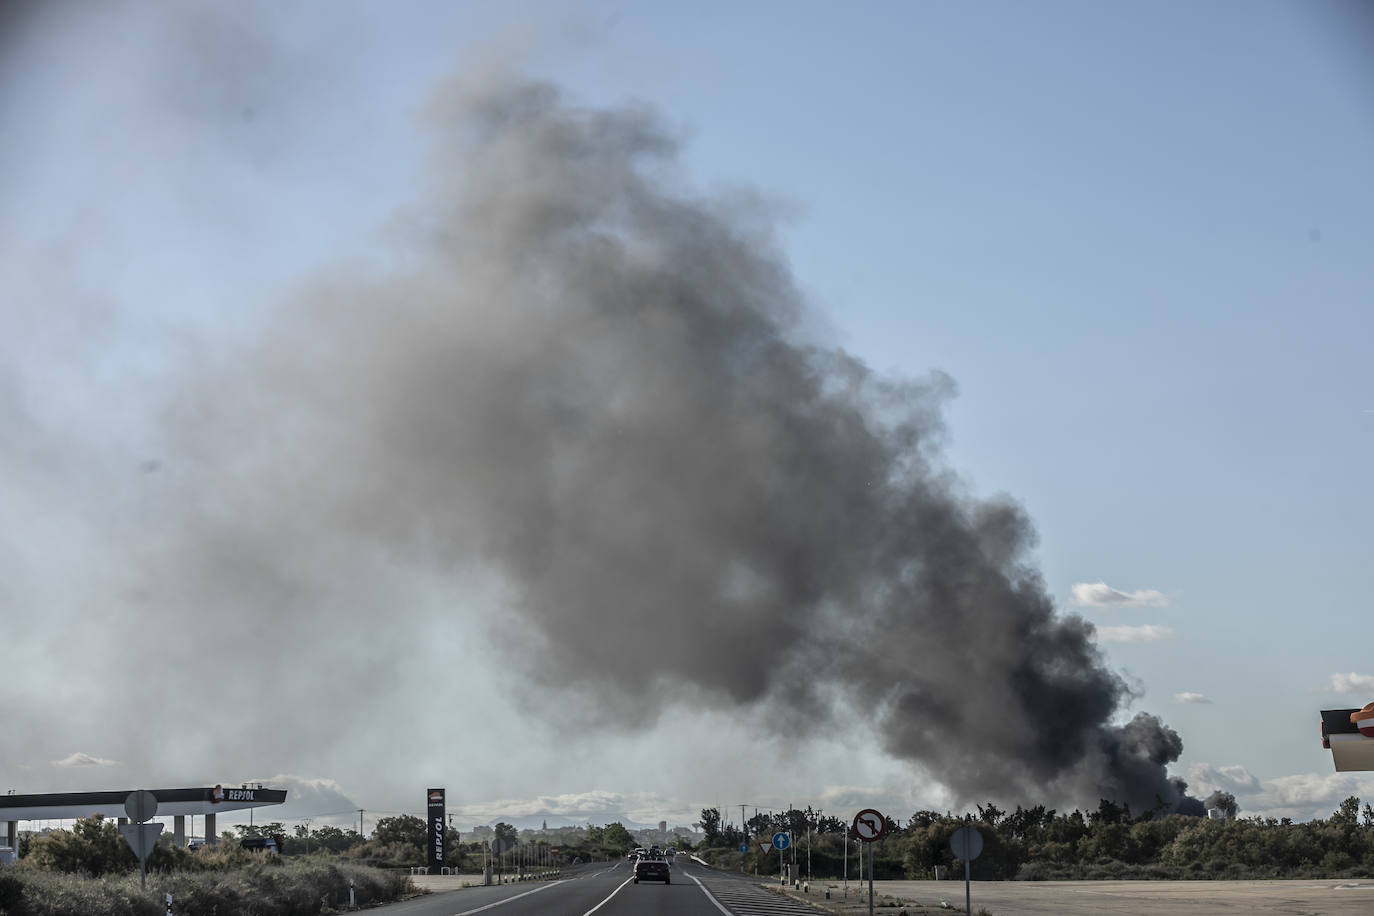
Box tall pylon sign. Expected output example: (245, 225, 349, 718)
(427, 788, 446, 873)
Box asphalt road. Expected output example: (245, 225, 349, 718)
(380, 858, 825, 916)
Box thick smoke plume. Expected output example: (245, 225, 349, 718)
(157, 76, 1198, 813)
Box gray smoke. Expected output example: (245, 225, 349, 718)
(149, 75, 1197, 813)
(1204, 790, 1239, 819)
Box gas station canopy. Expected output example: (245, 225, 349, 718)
(0, 785, 286, 821)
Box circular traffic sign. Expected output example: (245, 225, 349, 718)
(124, 790, 158, 824)
(852, 808, 887, 842)
(949, 825, 983, 861)
(490, 837, 513, 854)
(739, 843, 749, 853)
(771, 831, 790, 851)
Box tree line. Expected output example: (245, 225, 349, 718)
(17, 796, 1373, 883)
(7, 813, 648, 877)
(693, 796, 1374, 880)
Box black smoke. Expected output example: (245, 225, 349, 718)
(155, 74, 1199, 813)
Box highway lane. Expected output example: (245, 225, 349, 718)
(378, 857, 825, 916)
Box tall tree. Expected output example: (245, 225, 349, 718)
(373, 815, 427, 849)
(697, 808, 722, 844)
(601, 822, 634, 851)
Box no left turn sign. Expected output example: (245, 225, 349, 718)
(852, 808, 887, 842)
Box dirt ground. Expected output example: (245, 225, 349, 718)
(774, 877, 1374, 915)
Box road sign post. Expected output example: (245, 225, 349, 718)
(771, 831, 790, 884)
(121, 791, 161, 890)
(852, 809, 887, 916)
(119, 822, 163, 890)
(491, 835, 512, 884)
(949, 825, 984, 916)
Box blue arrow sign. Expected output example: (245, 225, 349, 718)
(739, 843, 749, 853)
(772, 832, 790, 851)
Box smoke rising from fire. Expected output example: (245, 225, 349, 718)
(127, 74, 1205, 814)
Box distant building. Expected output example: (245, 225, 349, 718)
(658, 821, 667, 833)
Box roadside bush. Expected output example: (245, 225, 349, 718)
(0, 870, 155, 916)
(0, 860, 405, 916)
(23, 816, 134, 877)
(0, 873, 23, 912)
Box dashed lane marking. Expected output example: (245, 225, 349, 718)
(452, 879, 567, 915)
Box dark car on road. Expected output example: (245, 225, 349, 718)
(633, 854, 671, 884)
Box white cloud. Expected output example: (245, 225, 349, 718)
(1250, 772, 1366, 820)
(456, 791, 627, 820)
(449, 791, 703, 828)
(1173, 692, 1212, 704)
(1187, 763, 1262, 796)
(52, 752, 119, 768)
(1328, 672, 1374, 694)
(1070, 581, 1169, 608)
(1097, 624, 1174, 643)
(1186, 763, 1374, 821)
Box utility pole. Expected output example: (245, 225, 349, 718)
(789, 802, 796, 887)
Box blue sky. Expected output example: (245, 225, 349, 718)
(2, 1, 1371, 832)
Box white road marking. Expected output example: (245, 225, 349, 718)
(452, 880, 566, 915)
(688, 874, 732, 915)
(580, 876, 636, 915)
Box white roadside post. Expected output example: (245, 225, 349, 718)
(348, 877, 355, 909)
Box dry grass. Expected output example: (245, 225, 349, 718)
(0, 858, 406, 915)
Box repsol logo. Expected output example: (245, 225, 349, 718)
(226, 789, 255, 801)
(433, 817, 444, 861)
